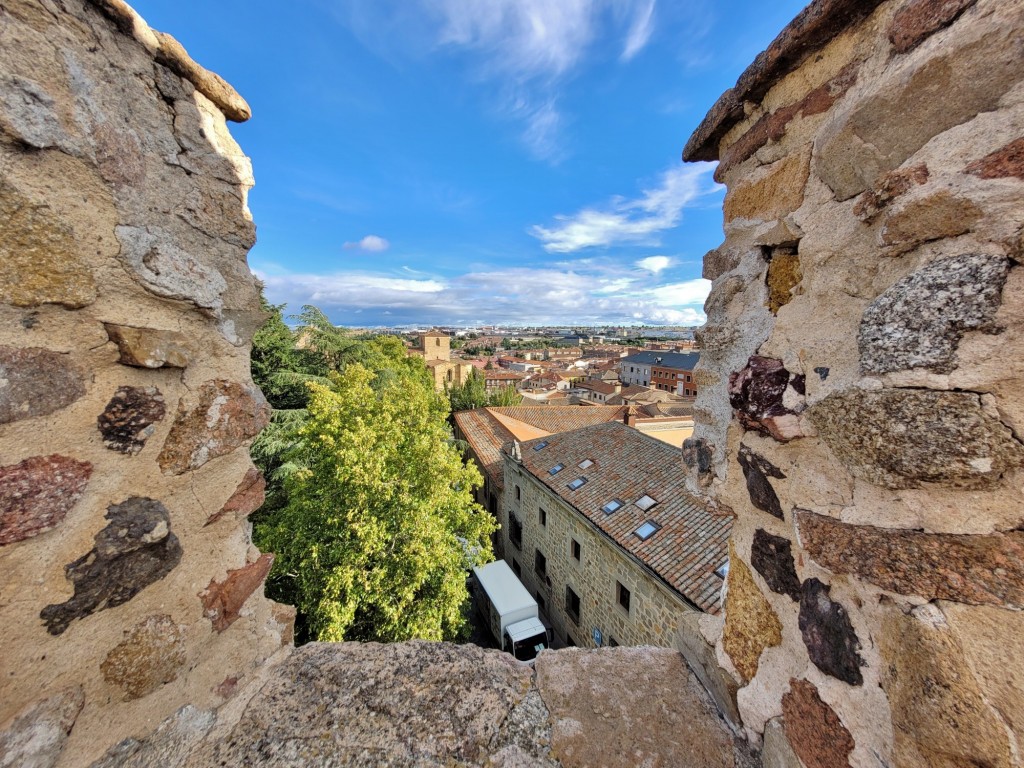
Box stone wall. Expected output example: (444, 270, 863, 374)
(683, 0, 1024, 765)
(502, 459, 694, 650)
(0, 1, 287, 765)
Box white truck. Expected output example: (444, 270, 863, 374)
(472, 560, 551, 662)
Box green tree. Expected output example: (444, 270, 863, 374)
(489, 383, 522, 407)
(446, 368, 490, 412)
(255, 363, 495, 642)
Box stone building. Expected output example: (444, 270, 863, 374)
(500, 423, 731, 648)
(408, 329, 474, 391)
(619, 350, 699, 389)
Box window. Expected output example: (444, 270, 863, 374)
(534, 549, 547, 578)
(616, 581, 631, 613)
(435, 338, 441, 347)
(565, 586, 581, 624)
(715, 561, 730, 580)
(512, 558, 521, 577)
(509, 514, 523, 549)
(601, 499, 623, 514)
(539, 508, 547, 526)
(567, 477, 588, 491)
(549, 463, 564, 475)
(578, 459, 593, 469)
(515, 485, 521, 501)
(571, 539, 581, 561)
(635, 494, 658, 511)
(533, 441, 549, 451)
(634, 520, 661, 541)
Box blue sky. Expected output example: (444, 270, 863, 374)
(130, 0, 807, 327)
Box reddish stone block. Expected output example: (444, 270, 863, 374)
(200, 553, 274, 632)
(0, 455, 92, 546)
(852, 164, 929, 221)
(782, 679, 855, 768)
(796, 510, 1024, 608)
(966, 137, 1024, 180)
(0, 346, 85, 425)
(205, 467, 266, 526)
(889, 0, 978, 54)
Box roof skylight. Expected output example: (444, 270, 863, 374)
(567, 477, 588, 491)
(635, 495, 658, 511)
(601, 499, 623, 514)
(533, 441, 549, 451)
(578, 459, 594, 469)
(549, 464, 564, 475)
(634, 520, 661, 541)
(715, 562, 730, 579)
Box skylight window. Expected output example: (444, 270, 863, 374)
(567, 477, 588, 491)
(635, 495, 658, 511)
(533, 441, 549, 451)
(634, 520, 661, 541)
(601, 499, 623, 514)
(578, 459, 594, 469)
(549, 464, 564, 475)
(715, 562, 730, 580)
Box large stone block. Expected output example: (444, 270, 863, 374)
(750, 529, 800, 600)
(101, 615, 187, 701)
(859, 253, 1008, 374)
(723, 151, 810, 223)
(40, 497, 182, 635)
(103, 324, 192, 369)
(807, 389, 1024, 489)
(0, 346, 85, 425)
(798, 579, 864, 686)
(781, 679, 855, 768)
(880, 605, 1012, 768)
(0, 455, 91, 546)
(199, 553, 274, 632)
(796, 511, 1024, 609)
(737, 447, 786, 520)
(722, 543, 782, 682)
(674, 612, 741, 727)
(204, 467, 266, 526)
(157, 380, 270, 475)
(0, 686, 84, 768)
(888, 0, 979, 54)
(879, 191, 982, 255)
(965, 137, 1024, 180)
(729, 356, 805, 442)
(97, 386, 166, 455)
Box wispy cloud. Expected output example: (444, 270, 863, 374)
(636, 255, 671, 274)
(343, 235, 390, 252)
(256, 262, 710, 327)
(621, 0, 656, 61)
(531, 163, 720, 253)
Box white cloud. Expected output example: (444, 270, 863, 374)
(621, 0, 656, 61)
(343, 235, 390, 252)
(636, 255, 671, 274)
(531, 163, 720, 252)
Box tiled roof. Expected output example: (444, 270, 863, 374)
(453, 406, 629, 491)
(511, 422, 731, 613)
(620, 351, 700, 370)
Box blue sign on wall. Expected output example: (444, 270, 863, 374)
(592, 627, 603, 646)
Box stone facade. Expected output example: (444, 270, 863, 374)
(0, 1, 287, 764)
(683, 0, 1024, 764)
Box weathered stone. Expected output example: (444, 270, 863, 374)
(204, 467, 265, 526)
(852, 164, 929, 221)
(40, 498, 182, 635)
(889, 0, 979, 54)
(88, 705, 216, 768)
(815, 26, 1023, 200)
(674, 612, 741, 727)
(537, 647, 737, 768)
(682, 437, 715, 487)
(796, 511, 1024, 608)
(200, 641, 554, 767)
(798, 579, 864, 685)
(753, 218, 802, 248)
(0, 181, 96, 309)
(114, 226, 227, 314)
(0, 346, 86, 425)
(199, 554, 274, 632)
(717, 62, 860, 180)
(761, 717, 803, 768)
(0, 455, 92, 546)
(765, 247, 801, 314)
(103, 324, 192, 369)
(723, 151, 810, 223)
(781, 679, 855, 768)
(703, 247, 742, 281)
(966, 137, 1024, 180)
(152, 31, 251, 122)
(880, 605, 1012, 768)
(722, 543, 782, 682)
(158, 380, 271, 475)
(97, 386, 166, 455)
(808, 389, 1024, 489)
(737, 447, 786, 520)
(859, 253, 1008, 374)
(101, 615, 186, 701)
(0, 686, 85, 768)
(0, 75, 68, 150)
(750, 529, 800, 600)
(93, 121, 146, 187)
(880, 191, 982, 255)
(269, 600, 297, 647)
(729, 356, 804, 441)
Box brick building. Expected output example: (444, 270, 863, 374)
(500, 422, 730, 648)
(619, 351, 700, 395)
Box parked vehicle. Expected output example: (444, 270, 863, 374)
(472, 560, 551, 661)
